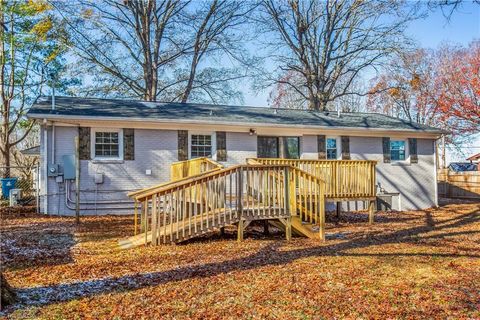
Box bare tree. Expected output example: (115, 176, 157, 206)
(257, 0, 421, 111)
(179, 0, 254, 102)
(0, 1, 65, 177)
(428, 0, 480, 21)
(57, 0, 254, 103)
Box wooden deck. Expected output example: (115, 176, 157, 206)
(120, 158, 377, 248)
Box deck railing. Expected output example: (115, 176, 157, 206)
(132, 164, 327, 244)
(170, 157, 223, 181)
(248, 158, 377, 200)
(128, 157, 223, 200)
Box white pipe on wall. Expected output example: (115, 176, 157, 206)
(43, 122, 49, 214)
(51, 123, 55, 165)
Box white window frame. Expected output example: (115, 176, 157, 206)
(326, 136, 342, 160)
(188, 131, 216, 160)
(91, 128, 124, 161)
(390, 138, 409, 163)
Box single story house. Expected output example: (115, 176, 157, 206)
(27, 96, 444, 215)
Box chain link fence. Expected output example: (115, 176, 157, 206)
(0, 165, 39, 209)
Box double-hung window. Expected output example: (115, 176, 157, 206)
(92, 129, 123, 160)
(326, 137, 339, 159)
(190, 134, 213, 158)
(390, 140, 406, 161)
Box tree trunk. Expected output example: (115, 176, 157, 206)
(0, 272, 16, 310)
(0, 144, 11, 178)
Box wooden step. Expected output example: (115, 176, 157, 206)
(269, 216, 319, 239)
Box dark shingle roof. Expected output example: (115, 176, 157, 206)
(28, 96, 443, 134)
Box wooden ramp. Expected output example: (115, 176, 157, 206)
(120, 209, 241, 249)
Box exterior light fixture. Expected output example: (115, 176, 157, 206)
(249, 128, 256, 136)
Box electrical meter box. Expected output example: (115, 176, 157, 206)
(62, 155, 76, 180)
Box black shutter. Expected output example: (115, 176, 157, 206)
(341, 136, 350, 160)
(382, 137, 391, 163)
(178, 130, 188, 161)
(78, 127, 91, 160)
(124, 129, 135, 160)
(216, 131, 227, 161)
(317, 135, 326, 159)
(409, 138, 418, 164)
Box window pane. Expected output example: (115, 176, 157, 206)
(326, 138, 338, 159)
(95, 131, 120, 158)
(326, 138, 337, 149)
(390, 141, 406, 161)
(257, 136, 279, 158)
(191, 135, 212, 158)
(285, 137, 300, 159)
(327, 149, 337, 160)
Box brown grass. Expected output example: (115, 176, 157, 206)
(1, 200, 479, 319)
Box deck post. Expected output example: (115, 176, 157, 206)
(368, 199, 376, 224)
(319, 197, 325, 241)
(285, 217, 292, 241)
(140, 201, 145, 233)
(134, 200, 138, 235)
(336, 202, 341, 219)
(263, 220, 269, 235)
(284, 167, 290, 215)
(237, 219, 244, 242)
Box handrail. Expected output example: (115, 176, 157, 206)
(129, 157, 223, 199)
(249, 158, 377, 199)
(139, 164, 295, 245)
(131, 164, 293, 202)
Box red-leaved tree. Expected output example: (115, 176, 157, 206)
(367, 41, 480, 145)
(435, 41, 480, 134)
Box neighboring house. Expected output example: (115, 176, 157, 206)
(466, 153, 480, 168)
(27, 96, 444, 215)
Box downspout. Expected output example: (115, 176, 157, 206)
(51, 92, 55, 165)
(51, 123, 55, 165)
(433, 139, 439, 207)
(42, 120, 48, 214)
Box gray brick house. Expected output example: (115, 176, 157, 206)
(27, 96, 444, 215)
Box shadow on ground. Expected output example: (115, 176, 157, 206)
(9, 204, 479, 309)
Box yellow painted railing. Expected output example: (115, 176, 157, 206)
(129, 164, 328, 244)
(170, 157, 223, 181)
(128, 158, 223, 200)
(248, 158, 377, 200)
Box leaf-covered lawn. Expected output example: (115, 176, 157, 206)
(1, 200, 479, 319)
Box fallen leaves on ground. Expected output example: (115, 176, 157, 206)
(0, 199, 479, 319)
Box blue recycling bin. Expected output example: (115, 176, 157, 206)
(1, 178, 18, 199)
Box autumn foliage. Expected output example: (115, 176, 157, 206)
(367, 41, 480, 143)
(435, 41, 480, 131)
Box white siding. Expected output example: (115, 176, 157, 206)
(301, 135, 318, 159)
(223, 132, 257, 166)
(349, 137, 436, 210)
(44, 127, 178, 215)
